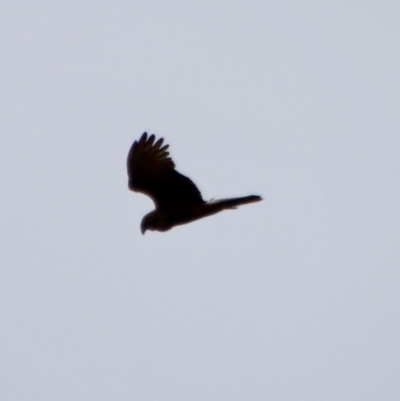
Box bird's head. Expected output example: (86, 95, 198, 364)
(141, 210, 172, 234)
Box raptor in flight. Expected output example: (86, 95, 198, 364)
(127, 133, 262, 234)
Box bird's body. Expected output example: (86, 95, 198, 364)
(127, 133, 262, 234)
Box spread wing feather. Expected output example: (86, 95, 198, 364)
(127, 132, 203, 209)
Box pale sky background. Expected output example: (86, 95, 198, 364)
(1, 2, 399, 400)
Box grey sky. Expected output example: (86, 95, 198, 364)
(1, 2, 399, 400)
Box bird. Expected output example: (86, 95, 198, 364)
(127, 132, 262, 234)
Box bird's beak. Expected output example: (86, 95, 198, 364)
(141, 227, 146, 235)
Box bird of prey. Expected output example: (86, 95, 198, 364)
(127, 132, 262, 234)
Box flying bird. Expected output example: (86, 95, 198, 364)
(127, 132, 262, 234)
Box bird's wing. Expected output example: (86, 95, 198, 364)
(127, 132, 203, 209)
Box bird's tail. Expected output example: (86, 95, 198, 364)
(208, 195, 262, 210)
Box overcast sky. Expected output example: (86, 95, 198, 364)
(1, 2, 399, 400)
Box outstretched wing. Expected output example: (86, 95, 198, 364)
(127, 132, 203, 209)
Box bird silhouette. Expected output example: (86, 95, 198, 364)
(127, 132, 262, 234)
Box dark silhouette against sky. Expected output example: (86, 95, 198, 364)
(127, 132, 262, 234)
